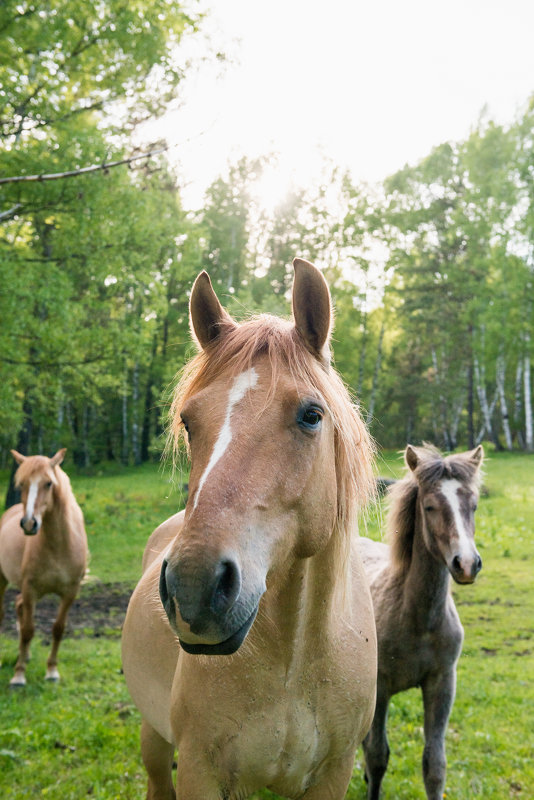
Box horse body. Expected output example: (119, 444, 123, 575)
(0, 449, 87, 686)
(358, 444, 483, 800)
(122, 259, 377, 800)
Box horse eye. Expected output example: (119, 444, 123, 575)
(181, 417, 191, 441)
(297, 404, 324, 430)
(424, 505, 435, 512)
(45, 481, 53, 489)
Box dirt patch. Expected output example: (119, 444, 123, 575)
(1, 582, 134, 639)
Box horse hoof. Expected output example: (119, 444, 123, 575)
(9, 676, 26, 688)
(45, 669, 60, 682)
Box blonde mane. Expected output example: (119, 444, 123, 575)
(167, 313, 375, 604)
(387, 445, 482, 575)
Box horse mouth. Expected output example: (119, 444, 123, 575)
(451, 574, 476, 585)
(178, 605, 258, 656)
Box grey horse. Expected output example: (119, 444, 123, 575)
(358, 443, 484, 799)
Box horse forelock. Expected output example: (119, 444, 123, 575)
(14, 456, 58, 488)
(168, 313, 375, 603)
(387, 446, 481, 574)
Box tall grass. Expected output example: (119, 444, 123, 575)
(0, 450, 532, 798)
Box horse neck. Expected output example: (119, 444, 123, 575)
(41, 477, 74, 545)
(256, 532, 344, 666)
(402, 498, 451, 630)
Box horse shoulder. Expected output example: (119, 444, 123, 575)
(122, 556, 180, 745)
(142, 509, 185, 573)
(0, 505, 27, 588)
(357, 536, 390, 587)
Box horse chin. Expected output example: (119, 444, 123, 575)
(450, 571, 476, 586)
(178, 605, 258, 656)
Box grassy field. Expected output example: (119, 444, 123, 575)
(0, 449, 533, 799)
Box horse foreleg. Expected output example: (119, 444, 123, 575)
(141, 719, 176, 800)
(299, 754, 355, 799)
(10, 591, 35, 687)
(45, 593, 75, 681)
(421, 668, 456, 800)
(0, 571, 7, 628)
(362, 689, 390, 800)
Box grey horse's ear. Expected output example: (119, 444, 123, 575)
(405, 445, 419, 472)
(189, 271, 237, 350)
(292, 258, 332, 364)
(50, 448, 66, 468)
(467, 444, 484, 467)
(11, 449, 26, 465)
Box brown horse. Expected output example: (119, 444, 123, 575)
(122, 258, 378, 800)
(358, 443, 484, 800)
(0, 449, 88, 686)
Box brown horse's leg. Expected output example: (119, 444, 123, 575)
(362, 688, 391, 800)
(174, 744, 223, 799)
(141, 719, 176, 800)
(421, 669, 456, 800)
(45, 593, 75, 681)
(299, 754, 355, 799)
(0, 571, 7, 628)
(10, 591, 35, 687)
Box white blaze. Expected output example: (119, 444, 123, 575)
(193, 368, 259, 510)
(439, 478, 472, 556)
(25, 479, 39, 520)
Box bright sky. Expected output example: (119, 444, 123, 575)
(152, 0, 534, 210)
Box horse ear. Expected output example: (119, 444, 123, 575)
(189, 271, 237, 350)
(468, 444, 484, 468)
(405, 445, 419, 472)
(49, 448, 66, 468)
(292, 258, 332, 363)
(10, 449, 26, 465)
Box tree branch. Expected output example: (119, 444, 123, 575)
(0, 145, 170, 185)
(0, 203, 22, 222)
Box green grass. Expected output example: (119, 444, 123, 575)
(71, 461, 188, 583)
(0, 450, 533, 798)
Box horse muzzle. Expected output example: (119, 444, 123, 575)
(159, 556, 262, 656)
(449, 552, 482, 584)
(20, 516, 40, 536)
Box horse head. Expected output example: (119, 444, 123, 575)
(159, 258, 371, 655)
(405, 443, 483, 584)
(11, 449, 66, 535)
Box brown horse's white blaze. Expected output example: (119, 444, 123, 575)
(122, 257, 377, 800)
(358, 443, 484, 800)
(0, 449, 88, 686)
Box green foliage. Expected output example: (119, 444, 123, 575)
(0, 0, 203, 465)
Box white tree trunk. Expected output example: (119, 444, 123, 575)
(496, 354, 513, 450)
(514, 359, 525, 448)
(366, 319, 385, 425)
(524, 346, 533, 451)
(132, 361, 141, 466)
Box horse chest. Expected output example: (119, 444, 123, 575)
(380, 621, 462, 695)
(24, 541, 83, 594)
(173, 666, 354, 797)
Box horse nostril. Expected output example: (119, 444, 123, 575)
(475, 554, 483, 574)
(452, 555, 462, 573)
(159, 558, 170, 608)
(211, 558, 241, 616)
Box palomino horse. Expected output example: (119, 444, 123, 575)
(122, 258, 377, 800)
(358, 443, 484, 800)
(0, 449, 88, 686)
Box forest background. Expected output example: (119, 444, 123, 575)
(1, 0, 534, 494)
